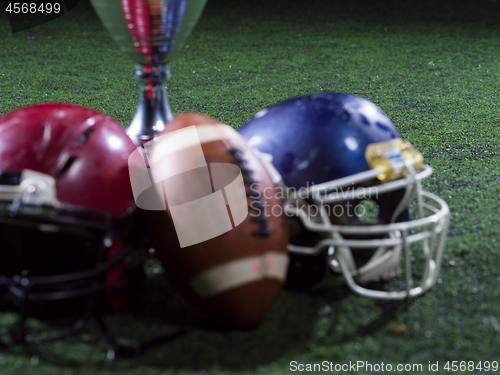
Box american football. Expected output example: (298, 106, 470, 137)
(143, 113, 289, 329)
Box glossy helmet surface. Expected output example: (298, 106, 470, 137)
(0, 104, 143, 344)
(238, 93, 450, 299)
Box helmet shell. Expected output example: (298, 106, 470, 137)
(0, 103, 136, 216)
(238, 93, 399, 190)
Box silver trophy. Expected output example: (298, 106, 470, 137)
(90, 0, 208, 143)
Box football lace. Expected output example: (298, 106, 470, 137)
(227, 148, 273, 237)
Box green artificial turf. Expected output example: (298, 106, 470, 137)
(1, 0, 500, 374)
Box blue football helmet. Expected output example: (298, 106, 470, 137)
(238, 93, 450, 299)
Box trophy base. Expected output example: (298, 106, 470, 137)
(127, 67, 173, 144)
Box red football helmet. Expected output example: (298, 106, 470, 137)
(0, 103, 144, 345)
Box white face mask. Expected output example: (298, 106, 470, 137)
(283, 160, 450, 300)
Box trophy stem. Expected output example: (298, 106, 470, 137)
(126, 65, 173, 144)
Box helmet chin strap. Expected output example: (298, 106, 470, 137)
(390, 161, 418, 224)
(319, 231, 402, 288)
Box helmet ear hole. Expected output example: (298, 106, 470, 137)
(75, 128, 95, 145)
(56, 156, 76, 178)
(355, 199, 380, 224)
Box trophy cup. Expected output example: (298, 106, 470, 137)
(90, 0, 208, 143)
